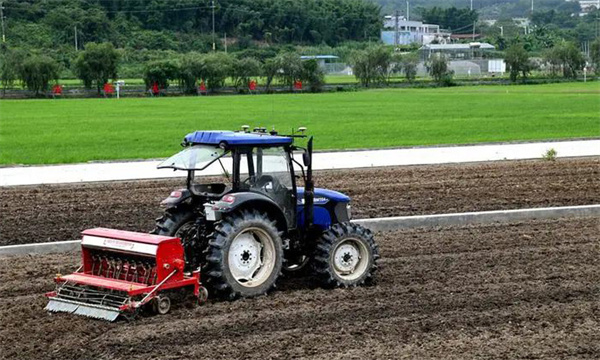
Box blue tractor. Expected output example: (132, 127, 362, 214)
(153, 127, 379, 299)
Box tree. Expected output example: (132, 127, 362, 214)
(504, 44, 531, 82)
(274, 52, 303, 91)
(545, 41, 586, 79)
(73, 42, 120, 94)
(231, 57, 262, 91)
(0, 48, 24, 95)
(300, 59, 325, 93)
(19, 55, 60, 95)
(178, 52, 205, 94)
(201, 52, 234, 92)
(263, 57, 279, 92)
(350, 46, 392, 87)
(400, 53, 419, 83)
(590, 38, 600, 76)
(143, 60, 179, 91)
(419, 6, 478, 31)
(427, 54, 454, 86)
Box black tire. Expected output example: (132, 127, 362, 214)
(204, 210, 284, 300)
(312, 222, 379, 288)
(151, 206, 196, 237)
(152, 207, 201, 271)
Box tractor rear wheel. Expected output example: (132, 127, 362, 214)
(151, 206, 195, 237)
(312, 222, 379, 287)
(152, 207, 201, 271)
(204, 210, 283, 300)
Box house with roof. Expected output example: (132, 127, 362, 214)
(381, 15, 451, 46)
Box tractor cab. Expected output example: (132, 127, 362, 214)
(157, 129, 314, 232)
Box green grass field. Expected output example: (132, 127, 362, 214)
(1, 82, 599, 165)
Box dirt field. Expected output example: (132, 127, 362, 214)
(1, 157, 598, 245)
(0, 217, 598, 359)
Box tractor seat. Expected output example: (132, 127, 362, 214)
(190, 183, 229, 198)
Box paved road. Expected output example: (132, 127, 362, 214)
(1, 139, 598, 187)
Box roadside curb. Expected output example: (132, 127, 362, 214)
(1, 204, 598, 257)
(353, 204, 600, 232)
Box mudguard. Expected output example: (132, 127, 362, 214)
(211, 192, 289, 231)
(160, 188, 193, 207)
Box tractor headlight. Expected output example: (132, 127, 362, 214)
(346, 203, 352, 220)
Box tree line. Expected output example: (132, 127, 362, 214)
(0, 42, 326, 95)
(1, 37, 598, 96)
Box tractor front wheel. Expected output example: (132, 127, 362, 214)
(204, 210, 283, 300)
(312, 223, 379, 287)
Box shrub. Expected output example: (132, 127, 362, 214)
(542, 148, 557, 161)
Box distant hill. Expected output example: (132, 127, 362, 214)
(372, 0, 581, 19)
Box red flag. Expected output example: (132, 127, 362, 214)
(293, 80, 302, 90)
(52, 84, 63, 95)
(104, 83, 115, 95)
(248, 79, 257, 91)
(152, 82, 159, 96)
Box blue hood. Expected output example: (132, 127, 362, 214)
(297, 187, 350, 203)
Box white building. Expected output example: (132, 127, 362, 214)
(577, 0, 600, 13)
(381, 15, 450, 46)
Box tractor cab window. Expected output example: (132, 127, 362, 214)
(258, 148, 293, 188)
(238, 147, 295, 226)
(157, 145, 226, 171)
(238, 147, 292, 190)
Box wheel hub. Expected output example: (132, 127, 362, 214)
(228, 232, 262, 283)
(334, 243, 360, 274)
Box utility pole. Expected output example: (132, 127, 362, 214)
(406, 1, 410, 21)
(470, 0, 473, 11)
(531, 0, 534, 13)
(0, 0, 6, 43)
(211, 0, 216, 51)
(74, 25, 78, 51)
(394, 9, 399, 49)
(224, 33, 227, 53)
(472, 21, 476, 40)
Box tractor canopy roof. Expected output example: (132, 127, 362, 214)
(184, 131, 293, 147)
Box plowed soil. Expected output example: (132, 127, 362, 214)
(0, 217, 598, 359)
(1, 157, 599, 245)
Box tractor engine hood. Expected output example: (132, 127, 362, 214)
(297, 187, 350, 205)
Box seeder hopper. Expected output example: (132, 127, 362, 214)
(45, 228, 208, 321)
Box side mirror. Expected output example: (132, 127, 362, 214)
(302, 152, 311, 167)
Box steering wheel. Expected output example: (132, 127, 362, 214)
(254, 175, 281, 193)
